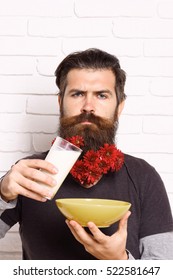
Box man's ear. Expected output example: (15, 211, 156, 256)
(117, 100, 125, 117)
(58, 95, 63, 114)
(58, 95, 61, 106)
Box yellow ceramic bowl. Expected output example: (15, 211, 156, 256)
(55, 198, 131, 228)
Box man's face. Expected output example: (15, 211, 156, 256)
(60, 68, 118, 120)
(58, 68, 124, 151)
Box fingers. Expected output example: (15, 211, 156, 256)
(14, 160, 58, 196)
(66, 217, 129, 246)
(15, 173, 54, 201)
(83, 211, 131, 244)
(17, 159, 58, 174)
(65, 220, 92, 244)
(65, 212, 131, 260)
(87, 222, 106, 243)
(1, 159, 58, 202)
(66, 220, 88, 242)
(118, 211, 131, 234)
(65, 220, 81, 242)
(21, 167, 57, 188)
(8, 180, 48, 202)
(66, 220, 106, 245)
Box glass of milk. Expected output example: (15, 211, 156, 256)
(43, 136, 82, 199)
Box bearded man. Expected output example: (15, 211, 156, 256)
(0, 49, 173, 260)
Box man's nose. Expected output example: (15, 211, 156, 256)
(80, 96, 95, 114)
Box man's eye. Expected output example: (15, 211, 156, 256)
(72, 92, 83, 97)
(98, 93, 107, 99)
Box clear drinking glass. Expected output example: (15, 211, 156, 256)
(43, 136, 82, 199)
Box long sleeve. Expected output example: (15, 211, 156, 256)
(139, 232, 173, 260)
(0, 186, 17, 239)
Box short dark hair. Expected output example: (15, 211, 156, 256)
(55, 48, 126, 105)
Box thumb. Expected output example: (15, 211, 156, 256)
(118, 210, 131, 233)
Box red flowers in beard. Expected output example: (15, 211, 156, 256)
(65, 135, 84, 148)
(51, 136, 124, 186)
(70, 150, 102, 185)
(65, 136, 124, 186)
(98, 144, 124, 171)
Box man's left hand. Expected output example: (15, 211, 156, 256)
(65, 210, 131, 260)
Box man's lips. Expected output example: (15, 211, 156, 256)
(81, 121, 92, 125)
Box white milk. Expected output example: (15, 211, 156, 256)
(43, 148, 81, 198)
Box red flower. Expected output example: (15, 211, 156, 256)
(66, 135, 84, 148)
(84, 165, 102, 185)
(69, 138, 124, 186)
(99, 144, 117, 161)
(98, 159, 109, 174)
(83, 150, 100, 166)
(53, 135, 124, 186)
(112, 150, 124, 171)
(70, 160, 88, 185)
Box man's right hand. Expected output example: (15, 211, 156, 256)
(0, 159, 58, 202)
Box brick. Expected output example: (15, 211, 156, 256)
(150, 78, 173, 96)
(143, 116, 173, 134)
(36, 56, 65, 76)
(128, 153, 173, 196)
(144, 39, 173, 57)
(0, 76, 57, 94)
(138, 154, 173, 174)
(0, 232, 22, 252)
(113, 18, 173, 38)
(32, 133, 57, 152)
(161, 174, 173, 193)
(0, 57, 35, 75)
(121, 57, 173, 77)
(9, 223, 20, 233)
(125, 77, 150, 96)
(26, 95, 59, 115)
(0, 95, 26, 113)
(75, 0, 154, 17)
(0, 133, 31, 152)
(117, 134, 173, 153)
(0, 114, 58, 133)
(158, 1, 173, 19)
(168, 194, 173, 213)
(26, 115, 58, 133)
(118, 115, 142, 134)
(0, 252, 22, 260)
(0, 37, 62, 56)
(28, 18, 112, 37)
(0, 0, 73, 17)
(62, 38, 143, 57)
(123, 96, 173, 116)
(0, 17, 26, 35)
(0, 152, 30, 171)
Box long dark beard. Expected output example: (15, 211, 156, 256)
(59, 112, 119, 154)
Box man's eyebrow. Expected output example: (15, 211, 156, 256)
(68, 89, 113, 94)
(95, 89, 113, 94)
(68, 89, 87, 94)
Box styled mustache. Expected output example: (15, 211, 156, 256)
(60, 112, 114, 129)
(59, 112, 118, 153)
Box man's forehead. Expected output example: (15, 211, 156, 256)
(65, 68, 116, 87)
(67, 67, 115, 76)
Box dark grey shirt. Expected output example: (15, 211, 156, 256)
(0, 153, 173, 259)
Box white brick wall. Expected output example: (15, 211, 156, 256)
(0, 0, 173, 259)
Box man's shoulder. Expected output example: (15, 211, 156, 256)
(124, 154, 154, 169)
(123, 153, 156, 176)
(122, 153, 165, 194)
